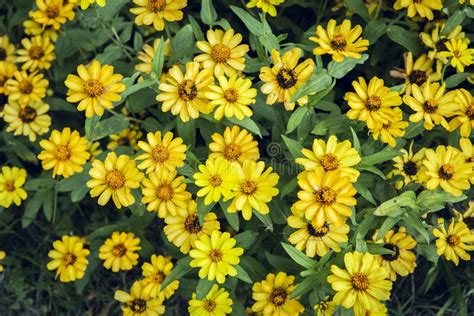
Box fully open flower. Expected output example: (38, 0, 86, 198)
(130, 0, 187, 31)
(433, 218, 474, 266)
(449, 88, 474, 137)
(31, 0, 75, 30)
(209, 126, 260, 164)
(389, 142, 426, 189)
(16, 35, 55, 71)
(115, 280, 165, 315)
(3, 100, 51, 141)
(194, 158, 238, 205)
(188, 284, 233, 316)
(439, 39, 474, 72)
(99, 232, 141, 272)
(141, 255, 179, 299)
(47, 236, 90, 283)
(0, 166, 28, 208)
(6, 70, 48, 105)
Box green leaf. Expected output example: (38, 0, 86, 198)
(42, 189, 55, 222)
(416, 243, 438, 263)
(374, 191, 417, 216)
(357, 164, 386, 179)
(97, 0, 128, 21)
(201, 0, 218, 25)
(291, 70, 332, 102)
(343, 0, 370, 21)
(189, 15, 204, 41)
(177, 118, 196, 149)
(376, 216, 402, 240)
(234, 231, 258, 250)
(22, 190, 45, 228)
(152, 36, 165, 79)
(121, 78, 156, 100)
(444, 72, 473, 88)
(354, 182, 377, 205)
(259, 33, 280, 52)
(363, 20, 387, 45)
(403, 212, 430, 243)
(367, 243, 396, 255)
(360, 149, 399, 166)
(416, 190, 466, 214)
(196, 279, 214, 300)
(227, 117, 262, 137)
(253, 211, 273, 232)
(281, 243, 317, 269)
(387, 25, 423, 56)
(89, 115, 129, 141)
(230, 5, 263, 36)
(281, 135, 303, 159)
(161, 257, 192, 289)
(404, 121, 424, 138)
(85, 114, 100, 140)
(235, 265, 252, 283)
(350, 127, 361, 152)
(441, 11, 465, 36)
(222, 207, 240, 231)
(287, 106, 309, 133)
(197, 198, 215, 224)
(327, 54, 369, 79)
(291, 273, 322, 298)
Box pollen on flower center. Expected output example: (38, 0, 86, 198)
(270, 288, 288, 306)
(447, 234, 461, 246)
(330, 35, 347, 51)
(452, 50, 462, 58)
(151, 145, 170, 162)
(423, 99, 438, 113)
(320, 154, 340, 171)
(148, 0, 167, 12)
(403, 160, 418, 176)
(4, 181, 15, 192)
(184, 214, 201, 234)
(19, 80, 33, 94)
(466, 104, 474, 119)
(241, 180, 257, 195)
(351, 272, 369, 291)
(315, 187, 337, 204)
(365, 95, 381, 111)
(306, 223, 329, 237)
(209, 249, 223, 262)
(130, 299, 147, 313)
(105, 170, 125, 190)
(45, 5, 60, 18)
(0, 48, 6, 60)
(224, 88, 239, 103)
(178, 80, 197, 101)
(276, 68, 298, 89)
(19, 105, 38, 123)
(152, 271, 165, 283)
(83, 79, 105, 98)
(55, 145, 71, 161)
(112, 244, 127, 257)
(223, 144, 242, 161)
(382, 243, 400, 261)
(28, 46, 44, 60)
(203, 299, 217, 312)
(438, 164, 454, 180)
(156, 184, 174, 201)
(211, 44, 231, 63)
(408, 70, 427, 85)
(209, 175, 223, 187)
(64, 253, 77, 266)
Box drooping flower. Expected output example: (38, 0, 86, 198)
(393, 0, 442, 20)
(46, 236, 90, 282)
(99, 232, 141, 272)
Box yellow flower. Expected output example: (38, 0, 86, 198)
(85, 140, 102, 161)
(69, 0, 106, 9)
(164, 200, 220, 254)
(403, 82, 457, 130)
(421, 145, 471, 196)
(433, 218, 474, 266)
(0, 166, 28, 208)
(327, 251, 392, 316)
(195, 28, 249, 77)
(310, 19, 369, 62)
(38, 127, 90, 178)
(389, 143, 426, 189)
(6, 70, 49, 105)
(46, 235, 90, 283)
(136, 131, 187, 173)
(156, 61, 213, 122)
(114, 280, 165, 316)
(87, 152, 144, 208)
(251, 272, 305, 316)
(0, 250, 5, 272)
(141, 168, 192, 218)
(0, 35, 16, 64)
(247, 0, 284, 17)
(296, 135, 361, 182)
(314, 296, 336, 316)
(209, 126, 260, 164)
(288, 205, 349, 257)
(107, 128, 143, 150)
(371, 227, 417, 281)
(141, 254, 179, 299)
(0, 62, 17, 95)
(449, 88, 474, 137)
(292, 169, 357, 227)
(369, 108, 409, 147)
(99, 232, 141, 272)
(228, 160, 279, 220)
(260, 48, 315, 111)
(16, 35, 55, 71)
(205, 75, 257, 120)
(393, 0, 442, 20)
(136, 38, 171, 74)
(462, 201, 474, 233)
(65, 60, 126, 117)
(188, 284, 233, 316)
(23, 18, 59, 42)
(344, 76, 403, 130)
(194, 158, 238, 205)
(3, 100, 51, 141)
(189, 230, 243, 284)
(31, 0, 75, 30)
(130, 0, 187, 31)
(439, 39, 474, 72)
(459, 138, 474, 184)
(420, 24, 468, 62)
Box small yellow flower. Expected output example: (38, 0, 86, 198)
(0, 62, 17, 95)
(449, 88, 474, 137)
(0, 166, 28, 208)
(310, 19, 369, 62)
(369, 108, 409, 147)
(327, 251, 392, 316)
(141, 254, 179, 299)
(65, 60, 126, 117)
(247, 0, 284, 17)
(46, 236, 90, 283)
(99, 232, 141, 272)
(107, 128, 143, 150)
(0, 250, 5, 272)
(228, 160, 279, 220)
(85, 140, 102, 161)
(194, 158, 238, 205)
(0, 35, 17, 64)
(195, 28, 249, 77)
(439, 39, 474, 73)
(114, 280, 165, 316)
(459, 138, 474, 184)
(16, 35, 55, 71)
(69, 0, 106, 9)
(260, 48, 315, 111)
(251, 272, 305, 316)
(389, 142, 426, 189)
(314, 296, 336, 316)
(393, 0, 442, 20)
(31, 0, 75, 30)
(136, 38, 171, 74)
(209, 126, 260, 164)
(188, 284, 233, 316)
(141, 168, 192, 218)
(136, 131, 187, 173)
(296, 135, 361, 182)
(23, 18, 59, 42)
(433, 218, 474, 266)
(130, 0, 187, 31)
(87, 152, 144, 208)
(38, 128, 90, 178)
(420, 24, 468, 62)
(3, 100, 51, 141)
(6, 70, 49, 105)
(189, 230, 243, 284)
(164, 200, 221, 254)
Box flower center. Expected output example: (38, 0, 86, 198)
(435, 38, 448, 52)
(0, 75, 6, 87)
(209, 249, 223, 262)
(270, 288, 288, 307)
(156, 184, 174, 201)
(223, 88, 239, 103)
(148, 0, 167, 12)
(211, 44, 231, 63)
(19, 105, 38, 123)
(241, 180, 257, 195)
(408, 70, 427, 85)
(64, 253, 77, 266)
(177, 79, 197, 101)
(306, 223, 329, 237)
(403, 160, 418, 176)
(351, 272, 369, 291)
(315, 187, 337, 204)
(18, 80, 33, 94)
(105, 170, 125, 190)
(112, 244, 127, 257)
(466, 104, 474, 120)
(0, 48, 6, 60)
(45, 5, 60, 18)
(130, 299, 147, 313)
(184, 214, 201, 234)
(117, 137, 130, 147)
(151, 145, 170, 163)
(28, 46, 44, 60)
(381, 243, 400, 261)
(83, 79, 105, 98)
(452, 50, 463, 58)
(330, 35, 347, 51)
(203, 299, 217, 312)
(276, 68, 297, 89)
(320, 154, 340, 171)
(55, 145, 71, 161)
(209, 175, 223, 187)
(423, 99, 438, 114)
(447, 234, 460, 246)
(438, 164, 454, 180)
(4, 181, 15, 192)
(223, 144, 242, 161)
(365, 95, 381, 111)
(152, 271, 165, 283)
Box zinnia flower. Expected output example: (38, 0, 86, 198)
(99, 232, 141, 272)
(47, 236, 90, 282)
(188, 284, 233, 316)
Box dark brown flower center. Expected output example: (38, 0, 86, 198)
(178, 79, 197, 101)
(466, 104, 474, 120)
(151, 145, 170, 163)
(19, 80, 33, 94)
(320, 154, 340, 171)
(211, 44, 231, 63)
(403, 160, 418, 176)
(365, 95, 381, 111)
(156, 184, 174, 201)
(306, 223, 329, 237)
(423, 99, 438, 114)
(83, 79, 105, 98)
(351, 272, 369, 291)
(315, 187, 337, 204)
(408, 70, 427, 85)
(203, 299, 217, 312)
(224, 88, 239, 103)
(184, 214, 201, 234)
(28, 46, 44, 60)
(55, 145, 71, 161)
(438, 164, 454, 180)
(0, 48, 7, 60)
(330, 35, 347, 51)
(223, 144, 242, 161)
(45, 5, 60, 18)
(112, 244, 127, 257)
(130, 299, 147, 313)
(4, 181, 15, 192)
(270, 288, 288, 306)
(209, 249, 223, 262)
(381, 243, 400, 261)
(105, 170, 125, 189)
(64, 253, 77, 266)
(435, 38, 448, 52)
(117, 137, 130, 147)
(241, 180, 257, 195)
(276, 68, 297, 89)
(19, 105, 38, 123)
(447, 234, 460, 246)
(148, 0, 166, 12)
(152, 271, 165, 283)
